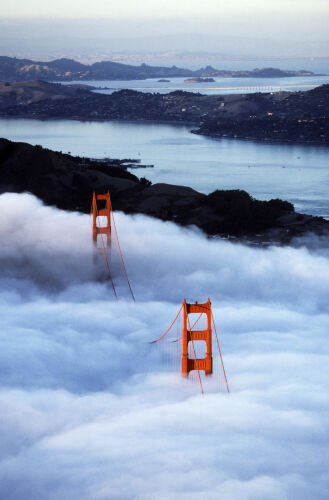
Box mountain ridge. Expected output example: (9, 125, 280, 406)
(0, 56, 318, 82)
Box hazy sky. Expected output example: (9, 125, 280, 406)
(1, 0, 328, 37)
(2, 0, 328, 21)
(1, 0, 328, 59)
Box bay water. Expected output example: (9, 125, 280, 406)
(1, 117, 328, 219)
(61, 74, 329, 96)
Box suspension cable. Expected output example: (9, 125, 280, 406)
(111, 212, 136, 302)
(211, 311, 229, 393)
(170, 312, 203, 343)
(95, 207, 118, 299)
(149, 304, 183, 343)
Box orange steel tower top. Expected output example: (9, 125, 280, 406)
(181, 298, 212, 377)
(150, 298, 229, 393)
(90, 191, 136, 302)
(91, 191, 112, 246)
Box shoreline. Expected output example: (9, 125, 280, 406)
(191, 129, 329, 147)
(51, 73, 326, 82)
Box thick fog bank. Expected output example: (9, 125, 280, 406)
(0, 193, 328, 499)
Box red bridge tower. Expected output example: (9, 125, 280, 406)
(91, 191, 112, 247)
(181, 298, 213, 376)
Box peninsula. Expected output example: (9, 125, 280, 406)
(0, 138, 328, 245)
(1, 81, 328, 144)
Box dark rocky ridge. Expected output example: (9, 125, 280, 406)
(1, 138, 328, 245)
(0, 56, 317, 82)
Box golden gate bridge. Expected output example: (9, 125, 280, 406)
(91, 191, 229, 394)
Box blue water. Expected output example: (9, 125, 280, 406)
(60, 75, 329, 96)
(0, 118, 328, 219)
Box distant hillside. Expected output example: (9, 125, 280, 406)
(0, 80, 90, 109)
(1, 81, 328, 145)
(0, 56, 317, 82)
(194, 84, 329, 144)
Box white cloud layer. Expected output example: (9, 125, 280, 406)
(0, 193, 328, 499)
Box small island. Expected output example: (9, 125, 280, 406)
(184, 77, 216, 83)
(158, 79, 170, 82)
